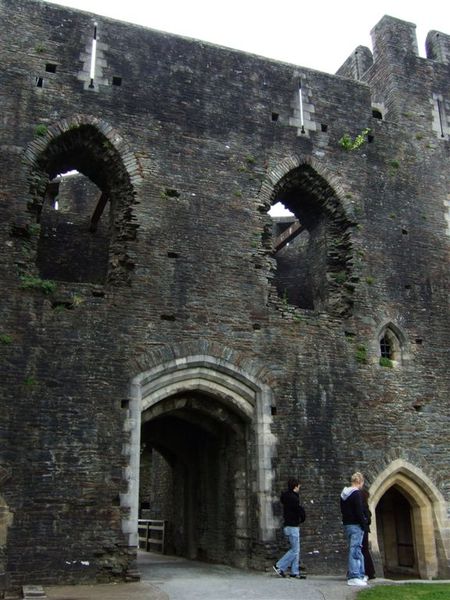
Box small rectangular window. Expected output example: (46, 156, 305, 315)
(36, 77, 44, 88)
(271, 112, 279, 122)
(45, 63, 57, 73)
(112, 76, 122, 86)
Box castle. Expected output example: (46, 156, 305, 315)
(1, 0, 449, 594)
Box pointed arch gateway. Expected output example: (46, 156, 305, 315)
(368, 459, 450, 579)
(124, 354, 277, 567)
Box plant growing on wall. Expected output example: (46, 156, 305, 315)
(20, 275, 56, 294)
(339, 128, 371, 151)
(355, 345, 368, 364)
(34, 124, 48, 137)
(379, 356, 393, 368)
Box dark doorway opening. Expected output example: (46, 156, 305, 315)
(139, 391, 249, 567)
(376, 486, 418, 579)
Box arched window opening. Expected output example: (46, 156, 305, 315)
(378, 324, 403, 366)
(30, 124, 136, 285)
(380, 334, 392, 358)
(268, 165, 354, 315)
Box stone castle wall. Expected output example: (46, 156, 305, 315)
(0, 0, 449, 592)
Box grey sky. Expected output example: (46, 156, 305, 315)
(47, 0, 448, 74)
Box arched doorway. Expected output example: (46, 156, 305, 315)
(140, 391, 249, 564)
(376, 486, 418, 578)
(124, 354, 277, 568)
(369, 460, 450, 579)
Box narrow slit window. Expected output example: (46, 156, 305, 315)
(437, 98, 445, 138)
(89, 23, 98, 89)
(36, 77, 44, 88)
(298, 80, 305, 134)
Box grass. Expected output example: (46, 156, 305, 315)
(358, 583, 450, 599)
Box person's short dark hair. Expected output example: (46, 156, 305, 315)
(287, 478, 299, 491)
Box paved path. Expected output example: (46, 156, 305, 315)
(139, 552, 359, 600)
(46, 551, 361, 600)
(44, 552, 450, 600)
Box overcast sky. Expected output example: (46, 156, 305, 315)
(47, 0, 447, 74)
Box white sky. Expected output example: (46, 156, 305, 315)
(47, 0, 448, 74)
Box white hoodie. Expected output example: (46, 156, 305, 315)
(341, 486, 359, 500)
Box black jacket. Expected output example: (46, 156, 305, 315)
(340, 487, 366, 529)
(280, 490, 306, 526)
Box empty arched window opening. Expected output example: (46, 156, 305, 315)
(372, 109, 383, 119)
(30, 123, 136, 285)
(267, 165, 354, 315)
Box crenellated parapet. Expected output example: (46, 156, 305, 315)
(337, 15, 450, 137)
(426, 30, 450, 64)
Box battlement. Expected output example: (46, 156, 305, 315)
(338, 14, 450, 76)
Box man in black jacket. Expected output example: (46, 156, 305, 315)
(273, 478, 306, 579)
(340, 471, 368, 587)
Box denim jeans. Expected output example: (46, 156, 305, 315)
(276, 526, 300, 575)
(344, 524, 365, 579)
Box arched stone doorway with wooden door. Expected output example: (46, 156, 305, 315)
(123, 347, 278, 569)
(368, 459, 450, 580)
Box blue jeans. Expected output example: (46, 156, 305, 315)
(344, 524, 365, 580)
(276, 526, 300, 575)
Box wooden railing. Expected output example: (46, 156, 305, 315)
(138, 519, 166, 553)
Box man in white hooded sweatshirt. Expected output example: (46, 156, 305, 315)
(340, 472, 368, 586)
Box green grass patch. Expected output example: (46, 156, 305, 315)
(358, 583, 450, 600)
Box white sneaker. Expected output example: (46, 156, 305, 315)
(347, 578, 368, 586)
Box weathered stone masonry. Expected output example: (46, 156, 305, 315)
(0, 0, 449, 593)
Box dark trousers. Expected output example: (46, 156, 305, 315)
(362, 530, 376, 579)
